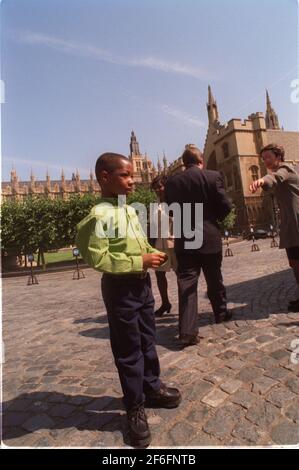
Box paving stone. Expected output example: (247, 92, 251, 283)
(4, 398, 33, 412)
(264, 366, 291, 382)
(22, 414, 56, 432)
(3, 412, 31, 427)
(201, 389, 228, 408)
(285, 401, 299, 423)
(184, 380, 214, 402)
(226, 359, 246, 370)
(220, 379, 243, 395)
(270, 349, 290, 361)
(217, 350, 239, 360)
(257, 356, 279, 369)
(185, 404, 211, 425)
(66, 395, 94, 406)
(246, 401, 281, 427)
(203, 404, 243, 439)
(266, 386, 297, 408)
(203, 369, 233, 385)
(285, 377, 299, 395)
(47, 393, 68, 404)
(237, 366, 264, 383)
(84, 396, 116, 413)
(270, 420, 299, 445)
(255, 335, 275, 344)
(232, 421, 262, 444)
(188, 431, 221, 446)
(252, 376, 279, 395)
(49, 404, 77, 418)
(231, 390, 258, 409)
(168, 422, 197, 446)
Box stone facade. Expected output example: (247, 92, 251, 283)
(1, 131, 157, 202)
(128, 131, 157, 185)
(203, 87, 299, 231)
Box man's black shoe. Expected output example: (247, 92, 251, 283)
(288, 299, 299, 312)
(178, 333, 200, 347)
(145, 383, 182, 409)
(215, 311, 232, 324)
(127, 405, 151, 448)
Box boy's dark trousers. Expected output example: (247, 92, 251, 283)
(101, 273, 162, 410)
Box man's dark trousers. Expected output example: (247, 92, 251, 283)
(101, 273, 161, 410)
(176, 251, 227, 337)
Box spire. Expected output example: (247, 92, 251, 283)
(11, 166, 17, 181)
(11, 167, 19, 192)
(89, 168, 94, 180)
(265, 89, 280, 129)
(130, 130, 141, 156)
(157, 156, 162, 173)
(29, 168, 36, 193)
(46, 169, 51, 192)
(207, 85, 219, 125)
(30, 168, 35, 182)
(163, 151, 168, 173)
(208, 85, 216, 105)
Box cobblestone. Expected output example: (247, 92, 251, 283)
(2, 239, 299, 447)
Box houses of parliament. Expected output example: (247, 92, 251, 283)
(2, 87, 299, 230)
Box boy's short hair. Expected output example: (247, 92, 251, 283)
(151, 174, 168, 190)
(260, 143, 285, 162)
(95, 153, 130, 183)
(181, 144, 203, 167)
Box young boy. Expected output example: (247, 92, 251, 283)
(76, 153, 181, 448)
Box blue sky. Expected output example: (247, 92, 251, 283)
(1, 0, 298, 181)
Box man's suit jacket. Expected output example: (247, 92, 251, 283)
(164, 164, 232, 254)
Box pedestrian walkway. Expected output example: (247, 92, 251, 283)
(2, 240, 299, 447)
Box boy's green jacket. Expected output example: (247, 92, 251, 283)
(75, 198, 161, 274)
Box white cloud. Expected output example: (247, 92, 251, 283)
(18, 31, 211, 80)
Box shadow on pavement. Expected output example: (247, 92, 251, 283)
(2, 391, 128, 445)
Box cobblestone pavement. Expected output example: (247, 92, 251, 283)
(2, 239, 299, 448)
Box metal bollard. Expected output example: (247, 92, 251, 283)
(27, 254, 39, 285)
(72, 248, 85, 280)
(224, 231, 233, 257)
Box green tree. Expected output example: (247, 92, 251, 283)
(219, 206, 237, 234)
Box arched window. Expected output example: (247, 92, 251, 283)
(250, 165, 259, 181)
(222, 142, 229, 159)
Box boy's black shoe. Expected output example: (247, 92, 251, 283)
(145, 383, 182, 408)
(127, 405, 151, 448)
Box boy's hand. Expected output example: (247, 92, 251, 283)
(250, 178, 265, 193)
(142, 252, 167, 269)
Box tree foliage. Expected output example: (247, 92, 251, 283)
(219, 206, 237, 233)
(1, 188, 154, 256)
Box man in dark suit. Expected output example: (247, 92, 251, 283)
(164, 144, 232, 347)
